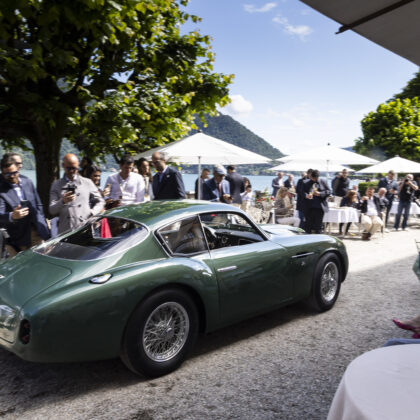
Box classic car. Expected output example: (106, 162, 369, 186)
(0, 200, 348, 377)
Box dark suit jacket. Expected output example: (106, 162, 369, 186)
(225, 172, 245, 204)
(0, 176, 50, 247)
(360, 196, 382, 215)
(303, 178, 330, 213)
(202, 178, 230, 202)
(152, 167, 186, 200)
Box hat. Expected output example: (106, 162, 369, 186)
(213, 165, 226, 176)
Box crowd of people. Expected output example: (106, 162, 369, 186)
(272, 168, 420, 240)
(1, 150, 419, 257)
(0, 151, 255, 257)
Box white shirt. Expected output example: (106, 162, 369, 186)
(105, 172, 145, 205)
(366, 197, 378, 216)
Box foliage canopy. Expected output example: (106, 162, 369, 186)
(0, 0, 232, 206)
(354, 97, 420, 161)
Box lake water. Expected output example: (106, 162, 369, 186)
(21, 170, 277, 193)
(22, 170, 361, 195)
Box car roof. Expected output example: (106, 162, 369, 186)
(105, 200, 242, 229)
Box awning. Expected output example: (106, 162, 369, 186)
(300, 0, 420, 66)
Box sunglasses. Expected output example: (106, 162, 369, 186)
(3, 170, 19, 178)
(64, 166, 78, 171)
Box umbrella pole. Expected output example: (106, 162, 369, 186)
(197, 156, 202, 200)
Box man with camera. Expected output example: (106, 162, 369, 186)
(49, 153, 105, 234)
(0, 156, 50, 256)
(393, 173, 418, 231)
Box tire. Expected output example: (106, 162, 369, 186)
(121, 288, 199, 378)
(310, 253, 342, 312)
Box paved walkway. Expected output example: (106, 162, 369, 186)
(0, 229, 419, 419)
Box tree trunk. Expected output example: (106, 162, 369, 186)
(31, 136, 62, 217)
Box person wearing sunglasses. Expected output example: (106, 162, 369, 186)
(49, 153, 105, 234)
(0, 157, 50, 257)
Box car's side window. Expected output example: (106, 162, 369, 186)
(157, 216, 208, 255)
(200, 212, 265, 249)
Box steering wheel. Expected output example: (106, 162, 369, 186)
(203, 225, 218, 249)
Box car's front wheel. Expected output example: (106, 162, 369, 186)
(310, 253, 342, 312)
(121, 288, 199, 377)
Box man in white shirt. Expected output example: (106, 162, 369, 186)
(105, 154, 145, 207)
(360, 187, 383, 240)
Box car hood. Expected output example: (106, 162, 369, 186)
(0, 251, 72, 310)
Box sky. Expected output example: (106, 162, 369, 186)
(184, 0, 418, 155)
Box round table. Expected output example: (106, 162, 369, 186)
(327, 344, 420, 420)
(323, 207, 359, 224)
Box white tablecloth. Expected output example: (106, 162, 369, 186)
(327, 344, 420, 420)
(323, 207, 359, 224)
(390, 201, 420, 215)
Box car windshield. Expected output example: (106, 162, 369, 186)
(35, 216, 148, 260)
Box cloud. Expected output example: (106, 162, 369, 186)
(272, 15, 313, 40)
(244, 2, 277, 13)
(224, 94, 253, 115)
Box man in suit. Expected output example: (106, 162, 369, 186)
(151, 152, 186, 200)
(225, 165, 245, 205)
(283, 174, 295, 191)
(272, 171, 284, 197)
(360, 186, 384, 240)
(0, 157, 50, 256)
(377, 170, 399, 227)
(296, 170, 311, 229)
(202, 165, 231, 203)
(194, 168, 210, 199)
(49, 153, 105, 234)
(303, 169, 330, 234)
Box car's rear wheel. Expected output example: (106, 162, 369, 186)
(310, 253, 341, 312)
(121, 288, 199, 377)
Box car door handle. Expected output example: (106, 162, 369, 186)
(291, 252, 314, 259)
(217, 266, 237, 272)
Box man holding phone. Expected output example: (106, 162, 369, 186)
(49, 153, 105, 234)
(0, 157, 50, 257)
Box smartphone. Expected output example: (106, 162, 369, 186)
(20, 200, 29, 209)
(63, 186, 76, 194)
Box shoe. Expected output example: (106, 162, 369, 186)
(393, 319, 417, 331)
(402, 227, 410, 231)
(362, 232, 370, 240)
(384, 228, 390, 233)
(391, 228, 398, 231)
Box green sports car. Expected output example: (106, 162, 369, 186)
(0, 200, 348, 377)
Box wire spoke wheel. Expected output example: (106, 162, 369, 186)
(142, 302, 190, 362)
(320, 261, 339, 303)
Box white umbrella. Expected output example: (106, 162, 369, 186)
(278, 144, 379, 165)
(136, 132, 271, 198)
(355, 156, 420, 174)
(270, 159, 354, 173)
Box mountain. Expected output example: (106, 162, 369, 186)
(193, 113, 283, 159)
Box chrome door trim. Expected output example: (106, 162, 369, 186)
(217, 266, 237, 272)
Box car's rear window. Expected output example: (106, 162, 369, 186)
(35, 216, 148, 260)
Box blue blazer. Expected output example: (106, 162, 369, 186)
(202, 178, 230, 202)
(0, 175, 50, 248)
(152, 167, 186, 200)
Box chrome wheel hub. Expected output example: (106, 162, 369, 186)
(320, 261, 339, 303)
(143, 302, 189, 362)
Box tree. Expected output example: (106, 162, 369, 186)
(394, 71, 420, 100)
(354, 98, 420, 161)
(0, 0, 233, 208)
